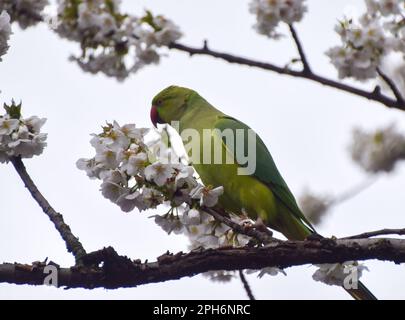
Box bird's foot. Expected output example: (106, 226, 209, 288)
(240, 217, 273, 237)
(254, 217, 274, 236)
(305, 232, 323, 241)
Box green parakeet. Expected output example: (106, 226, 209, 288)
(150, 85, 376, 300)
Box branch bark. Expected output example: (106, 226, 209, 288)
(288, 24, 311, 73)
(1, 237, 405, 289)
(239, 270, 255, 300)
(344, 228, 405, 239)
(201, 206, 276, 244)
(169, 42, 405, 112)
(10, 157, 87, 263)
(11, 9, 405, 111)
(377, 67, 405, 105)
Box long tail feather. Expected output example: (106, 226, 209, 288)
(277, 211, 378, 300)
(345, 281, 377, 300)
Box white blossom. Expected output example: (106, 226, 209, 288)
(218, 229, 251, 247)
(0, 10, 11, 61)
(203, 271, 236, 283)
(349, 124, 405, 173)
(100, 170, 127, 203)
(180, 208, 201, 226)
(173, 165, 196, 188)
(326, 15, 390, 80)
(192, 234, 220, 249)
(246, 267, 287, 278)
(144, 161, 175, 186)
(186, 221, 211, 242)
(366, 0, 404, 16)
(76, 158, 104, 179)
(154, 214, 184, 235)
(24, 115, 46, 133)
(94, 145, 121, 169)
(116, 190, 144, 213)
(7, 132, 47, 158)
(0, 0, 48, 29)
(313, 261, 368, 286)
(140, 187, 165, 209)
(137, 14, 182, 47)
(0, 116, 18, 135)
(121, 151, 148, 176)
(298, 190, 332, 225)
(0, 102, 47, 162)
(327, 1, 405, 80)
(190, 185, 224, 207)
(249, 0, 307, 38)
(77, 121, 274, 277)
(120, 123, 149, 140)
(55, 2, 182, 80)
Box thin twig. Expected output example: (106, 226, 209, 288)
(201, 206, 278, 244)
(239, 270, 255, 300)
(9, 156, 87, 263)
(377, 67, 405, 104)
(332, 177, 378, 205)
(288, 24, 311, 73)
(344, 228, 405, 240)
(169, 42, 405, 111)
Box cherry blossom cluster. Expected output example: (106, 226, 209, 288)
(76, 121, 252, 250)
(77, 121, 363, 285)
(313, 261, 368, 287)
(0, 0, 48, 29)
(0, 101, 47, 163)
(0, 10, 11, 61)
(349, 123, 405, 173)
(326, 0, 405, 80)
(249, 0, 307, 38)
(298, 189, 332, 226)
(55, 0, 182, 80)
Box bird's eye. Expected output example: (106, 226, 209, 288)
(156, 99, 163, 106)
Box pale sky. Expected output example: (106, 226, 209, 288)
(1, 0, 405, 299)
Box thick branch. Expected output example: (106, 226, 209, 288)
(10, 157, 86, 262)
(1, 237, 405, 289)
(169, 42, 405, 111)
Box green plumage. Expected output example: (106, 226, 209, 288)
(153, 86, 313, 239)
(151, 85, 376, 300)
(214, 115, 315, 238)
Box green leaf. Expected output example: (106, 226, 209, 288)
(4, 100, 22, 119)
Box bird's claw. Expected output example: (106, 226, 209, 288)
(305, 232, 323, 241)
(239, 217, 273, 237)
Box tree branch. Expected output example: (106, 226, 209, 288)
(344, 228, 405, 240)
(377, 67, 405, 105)
(239, 270, 255, 300)
(11, 9, 405, 111)
(1, 237, 405, 289)
(169, 42, 405, 111)
(9, 156, 87, 263)
(201, 206, 277, 244)
(288, 24, 311, 73)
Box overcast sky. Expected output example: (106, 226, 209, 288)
(1, 0, 405, 299)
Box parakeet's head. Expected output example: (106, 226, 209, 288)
(150, 85, 195, 127)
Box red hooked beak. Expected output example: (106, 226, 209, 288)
(150, 105, 164, 128)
